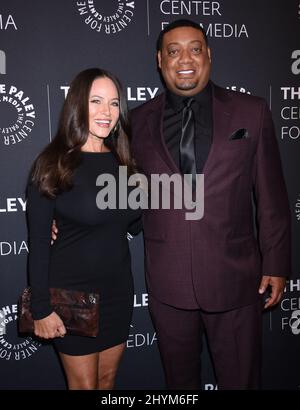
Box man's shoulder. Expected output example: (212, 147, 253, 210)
(130, 92, 165, 117)
(214, 83, 266, 107)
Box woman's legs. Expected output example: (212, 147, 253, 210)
(59, 342, 126, 390)
(97, 342, 126, 389)
(59, 351, 99, 390)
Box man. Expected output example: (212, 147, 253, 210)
(130, 19, 291, 389)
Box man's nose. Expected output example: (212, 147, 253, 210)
(179, 49, 193, 63)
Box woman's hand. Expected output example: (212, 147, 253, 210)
(51, 219, 58, 244)
(34, 311, 66, 339)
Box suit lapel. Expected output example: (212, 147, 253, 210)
(146, 93, 180, 173)
(202, 84, 233, 174)
(146, 86, 234, 175)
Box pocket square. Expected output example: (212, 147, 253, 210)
(229, 128, 249, 140)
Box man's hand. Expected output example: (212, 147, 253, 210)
(51, 219, 58, 244)
(258, 275, 286, 309)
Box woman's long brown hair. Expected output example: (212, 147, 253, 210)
(31, 68, 135, 198)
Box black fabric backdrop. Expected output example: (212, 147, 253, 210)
(0, 0, 299, 389)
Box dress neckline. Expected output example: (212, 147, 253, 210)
(81, 151, 113, 155)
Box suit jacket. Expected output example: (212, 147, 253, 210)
(131, 83, 291, 312)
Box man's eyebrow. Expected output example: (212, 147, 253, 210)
(166, 40, 203, 47)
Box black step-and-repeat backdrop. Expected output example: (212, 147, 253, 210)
(0, 0, 299, 390)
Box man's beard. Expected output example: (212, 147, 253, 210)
(175, 80, 197, 90)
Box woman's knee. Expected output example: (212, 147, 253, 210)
(97, 343, 125, 389)
(98, 367, 117, 389)
(59, 351, 99, 390)
(68, 376, 98, 390)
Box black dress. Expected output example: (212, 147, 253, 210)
(27, 152, 142, 355)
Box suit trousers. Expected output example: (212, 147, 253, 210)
(149, 294, 262, 390)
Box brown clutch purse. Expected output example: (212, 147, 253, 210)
(18, 287, 99, 338)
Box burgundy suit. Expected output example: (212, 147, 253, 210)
(131, 84, 291, 389)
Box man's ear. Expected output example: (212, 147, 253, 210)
(157, 51, 162, 69)
(207, 47, 212, 63)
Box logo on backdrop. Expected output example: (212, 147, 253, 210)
(280, 87, 300, 140)
(127, 87, 159, 102)
(295, 195, 300, 222)
(204, 384, 218, 390)
(0, 13, 18, 30)
(159, 1, 248, 38)
(290, 310, 300, 335)
(76, 0, 135, 34)
(0, 83, 36, 146)
(0, 304, 41, 361)
(0, 50, 6, 75)
(133, 293, 148, 308)
(280, 52, 300, 141)
(0, 197, 26, 213)
(127, 324, 157, 349)
(60, 85, 160, 102)
(0, 240, 28, 256)
(280, 279, 300, 334)
(291, 50, 300, 75)
(226, 85, 251, 95)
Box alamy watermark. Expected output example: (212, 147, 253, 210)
(290, 309, 300, 335)
(95, 166, 204, 221)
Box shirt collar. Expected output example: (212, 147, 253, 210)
(166, 81, 212, 113)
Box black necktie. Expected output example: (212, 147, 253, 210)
(180, 98, 196, 190)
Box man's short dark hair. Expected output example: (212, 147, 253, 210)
(156, 19, 208, 52)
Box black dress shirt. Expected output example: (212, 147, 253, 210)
(163, 82, 213, 174)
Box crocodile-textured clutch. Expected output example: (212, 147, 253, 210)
(18, 287, 99, 337)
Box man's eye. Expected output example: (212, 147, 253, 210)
(168, 49, 178, 56)
(192, 47, 201, 54)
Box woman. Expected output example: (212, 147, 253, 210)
(26, 68, 141, 389)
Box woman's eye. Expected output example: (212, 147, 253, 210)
(91, 99, 101, 104)
(111, 101, 119, 107)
